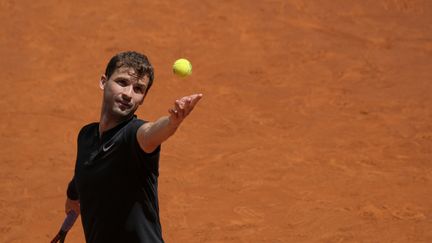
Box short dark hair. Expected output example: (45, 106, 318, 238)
(105, 51, 154, 94)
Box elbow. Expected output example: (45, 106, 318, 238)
(141, 142, 159, 154)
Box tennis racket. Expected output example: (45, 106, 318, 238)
(50, 210, 78, 243)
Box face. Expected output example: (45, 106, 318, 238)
(100, 67, 149, 119)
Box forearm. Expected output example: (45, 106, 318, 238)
(140, 116, 180, 150)
(138, 93, 202, 152)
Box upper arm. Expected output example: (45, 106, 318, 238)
(136, 122, 159, 153)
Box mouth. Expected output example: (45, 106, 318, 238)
(116, 100, 132, 110)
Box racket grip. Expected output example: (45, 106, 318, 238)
(61, 210, 78, 232)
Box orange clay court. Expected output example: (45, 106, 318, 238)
(1, 0, 432, 242)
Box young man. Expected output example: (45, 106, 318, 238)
(65, 51, 202, 243)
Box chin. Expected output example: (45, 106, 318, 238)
(111, 107, 131, 117)
(113, 106, 138, 118)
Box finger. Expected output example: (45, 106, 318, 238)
(183, 97, 193, 114)
(168, 108, 175, 115)
(185, 97, 192, 105)
(188, 94, 203, 111)
(182, 94, 202, 116)
(179, 96, 191, 103)
(168, 108, 179, 120)
(175, 100, 185, 118)
(179, 94, 201, 103)
(169, 108, 178, 117)
(185, 101, 195, 116)
(175, 98, 186, 117)
(190, 93, 203, 102)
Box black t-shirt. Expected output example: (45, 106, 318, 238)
(67, 116, 164, 243)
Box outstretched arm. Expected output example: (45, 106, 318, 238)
(137, 93, 203, 153)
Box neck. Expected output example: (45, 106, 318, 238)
(99, 106, 132, 137)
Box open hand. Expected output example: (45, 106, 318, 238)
(168, 93, 203, 126)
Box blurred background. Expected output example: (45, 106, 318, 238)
(1, 0, 431, 242)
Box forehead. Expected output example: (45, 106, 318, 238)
(110, 67, 149, 85)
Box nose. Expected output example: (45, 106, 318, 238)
(121, 86, 132, 101)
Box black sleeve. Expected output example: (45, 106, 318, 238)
(66, 177, 79, 200)
(123, 119, 161, 176)
(128, 119, 161, 157)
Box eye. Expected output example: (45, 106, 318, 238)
(116, 79, 128, 86)
(134, 86, 144, 94)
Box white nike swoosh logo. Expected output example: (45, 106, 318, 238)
(102, 142, 115, 152)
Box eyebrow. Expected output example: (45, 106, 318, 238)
(114, 75, 147, 89)
(114, 77, 130, 82)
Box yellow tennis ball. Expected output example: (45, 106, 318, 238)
(173, 58, 192, 77)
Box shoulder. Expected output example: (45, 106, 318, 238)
(79, 122, 98, 134)
(130, 117, 148, 128)
(120, 116, 149, 142)
(125, 117, 149, 135)
(77, 122, 98, 140)
(129, 117, 160, 155)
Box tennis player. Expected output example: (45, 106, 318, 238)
(64, 51, 202, 243)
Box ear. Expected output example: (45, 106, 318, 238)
(100, 74, 107, 90)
